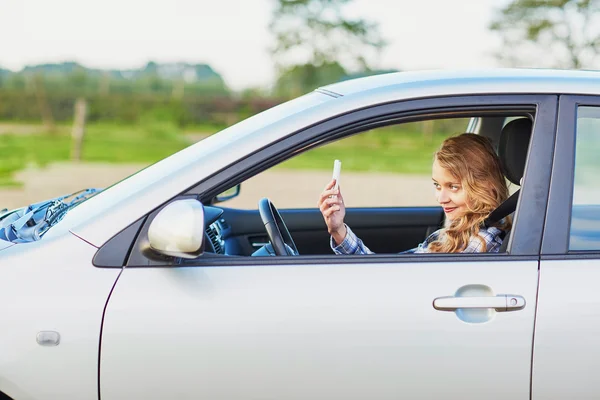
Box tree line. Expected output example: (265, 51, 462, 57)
(1, 0, 598, 127)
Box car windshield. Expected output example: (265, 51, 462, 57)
(0, 188, 101, 243)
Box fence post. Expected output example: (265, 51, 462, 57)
(71, 98, 87, 161)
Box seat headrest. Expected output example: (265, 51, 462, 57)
(499, 118, 532, 185)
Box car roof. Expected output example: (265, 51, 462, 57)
(319, 68, 600, 97)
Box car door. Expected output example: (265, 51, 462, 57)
(98, 94, 557, 400)
(532, 95, 600, 399)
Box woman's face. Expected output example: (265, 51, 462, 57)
(432, 159, 468, 221)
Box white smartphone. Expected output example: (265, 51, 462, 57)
(332, 159, 342, 191)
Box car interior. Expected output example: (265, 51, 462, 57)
(196, 113, 534, 258)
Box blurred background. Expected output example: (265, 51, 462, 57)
(1, 0, 599, 209)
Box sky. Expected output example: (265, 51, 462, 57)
(0, 0, 509, 91)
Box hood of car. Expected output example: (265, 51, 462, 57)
(0, 239, 14, 252)
(0, 188, 101, 243)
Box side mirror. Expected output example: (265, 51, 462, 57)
(214, 184, 240, 203)
(148, 199, 205, 259)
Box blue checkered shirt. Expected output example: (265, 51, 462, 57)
(331, 224, 504, 254)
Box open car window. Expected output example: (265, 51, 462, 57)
(199, 111, 533, 257)
(226, 118, 470, 209)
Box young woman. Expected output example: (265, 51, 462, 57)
(318, 133, 511, 254)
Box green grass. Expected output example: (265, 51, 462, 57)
(182, 122, 227, 135)
(0, 119, 467, 187)
(0, 176, 22, 188)
(276, 124, 459, 175)
(82, 122, 189, 162)
(0, 122, 193, 186)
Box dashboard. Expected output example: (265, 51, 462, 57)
(204, 206, 228, 255)
(205, 219, 227, 254)
(202, 205, 274, 257)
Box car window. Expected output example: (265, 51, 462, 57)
(196, 111, 534, 258)
(569, 106, 600, 251)
(224, 117, 471, 209)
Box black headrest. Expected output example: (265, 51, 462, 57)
(499, 118, 532, 185)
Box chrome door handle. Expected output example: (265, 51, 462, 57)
(433, 295, 526, 312)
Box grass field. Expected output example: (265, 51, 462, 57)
(277, 124, 458, 175)
(0, 119, 469, 187)
(0, 121, 207, 187)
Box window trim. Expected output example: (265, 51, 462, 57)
(117, 94, 558, 268)
(542, 95, 600, 256)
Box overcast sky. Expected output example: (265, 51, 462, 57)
(1, 0, 509, 90)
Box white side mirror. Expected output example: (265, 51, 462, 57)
(148, 199, 205, 259)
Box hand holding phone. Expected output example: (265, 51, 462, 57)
(332, 159, 342, 192)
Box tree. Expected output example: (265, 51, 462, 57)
(489, 0, 600, 69)
(270, 0, 387, 95)
(273, 61, 347, 97)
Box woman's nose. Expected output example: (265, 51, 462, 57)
(437, 189, 450, 204)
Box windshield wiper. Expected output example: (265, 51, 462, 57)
(0, 188, 101, 243)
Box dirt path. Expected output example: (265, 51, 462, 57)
(0, 163, 144, 210)
(0, 162, 437, 210)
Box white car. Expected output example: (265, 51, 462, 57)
(1, 69, 600, 400)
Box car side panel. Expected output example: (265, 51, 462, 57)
(532, 259, 600, 399)
(101, 260, 538, 400)
(534, 95, 600, 398)
(0, 234, 120, 400)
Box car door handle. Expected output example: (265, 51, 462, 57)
(433, 295, 526, 312)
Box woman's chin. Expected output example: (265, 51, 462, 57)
(444, 211, 456, 220)
(444, 210, 466, 223)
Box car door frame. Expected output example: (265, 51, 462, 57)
(94, 94, 558, 268)
(189, 93, 557, 261)
(541, 94, 600, 256)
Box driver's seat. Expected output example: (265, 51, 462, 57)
(484, 118, 533, 252)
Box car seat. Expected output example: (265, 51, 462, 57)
(484, 118, 533, 252)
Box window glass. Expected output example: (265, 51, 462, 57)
(570, 106, 600, 250)
(225, 118, 471, 209)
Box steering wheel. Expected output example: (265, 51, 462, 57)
(258, 198, 299, 256)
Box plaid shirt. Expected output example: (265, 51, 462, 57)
(331, 224, 504, 254)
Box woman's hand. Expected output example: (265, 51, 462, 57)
(318, 179, 347, 245)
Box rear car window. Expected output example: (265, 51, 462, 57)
(570, 106, 600, 250)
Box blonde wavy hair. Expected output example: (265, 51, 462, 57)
(428, 133, 511, 253)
